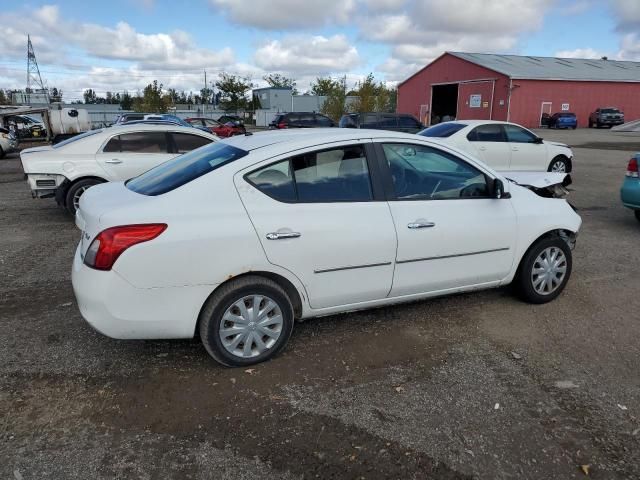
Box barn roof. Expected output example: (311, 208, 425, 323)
(448, 52, 640, 82)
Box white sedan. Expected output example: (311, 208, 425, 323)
(419, 120, 574, 173)
(20, 124, 218, 214)
(73, 129, 581, 367)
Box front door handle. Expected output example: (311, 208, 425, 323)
(105, 158, 123, 164)
(407, 222, 435, 229)
(266, 231, 301, 240)
(478, 146, 487, 151)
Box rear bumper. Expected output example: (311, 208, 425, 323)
(621, 177, 640, 210)
(71, 244, 214, 339)
(25, 173, 68, 199)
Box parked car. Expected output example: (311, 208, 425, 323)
(548, 112, 577, 129)
(218, 115, 244, 125)
(20, 124, 218, 214)
(8, 114, 47, 139)
(269, 112, 335, 129)
(72, 128, 581, 367)
(418, 120, 574, 172)
(114, 113, 145, 124)
(621, 153, 640, 222)
(589, 107, 624, 128)
(0, 127, 18, 158)
(186, 117, 246, 137)
(339, 113, 423, 133)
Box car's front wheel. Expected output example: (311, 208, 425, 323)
(548, 156, 569, 173)
(515, 236, 572, 304)
(635, 210, 640, 223)
(199, 276, 295, 367)
(65, 178, 104, 215)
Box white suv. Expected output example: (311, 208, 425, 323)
(73, 129, 581, 366)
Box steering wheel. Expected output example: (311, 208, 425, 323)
(460, 183, 487, 198)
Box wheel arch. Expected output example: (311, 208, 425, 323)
(194, 270, 305, 337)
(513, 228, 577, 279)
(58, 175, 108, 206)
(550, 154, 572, 172)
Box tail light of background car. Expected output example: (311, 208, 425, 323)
(626, 157, 639, 178)
(277, 122, 288, 129)
(84, 224, 167, 271)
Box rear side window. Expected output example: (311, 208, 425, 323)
(247, 145, 373, 203)
(398, 116, 421, 128)
(126, 143, 248, 196)
(467, 124, 505, 142)
(418, 122, 466, 138)
(380, 115, 398, 128)
(171, 133, 212, 153)
(117, 132, 168, 153)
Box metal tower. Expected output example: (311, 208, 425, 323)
(26, 35, 49, 102)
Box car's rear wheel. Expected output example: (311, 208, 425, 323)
(635, 210, 640, 222)
(0, 146, 4, 158)
(199, 275, 294, 367)
(548, 156, 569, 173)
(65, 178, 104, 215)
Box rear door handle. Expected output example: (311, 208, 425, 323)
(105, 159, 123, 164)
(266, 231, 301, 240)
(407, 222, 435, 229)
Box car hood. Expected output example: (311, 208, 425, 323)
(499, 171, 571, 198)
(545, 141, 570, 148)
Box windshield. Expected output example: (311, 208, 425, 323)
(126, 142, 248, 196)
(417, 122, 466, 138)
(52, 129, 103, 148)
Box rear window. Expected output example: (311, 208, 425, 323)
(52, 129, 103, 148)
(126, 142, 248, 196)
(418, 123, 466, 138)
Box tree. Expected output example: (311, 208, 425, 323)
(0, 90, 7, 105)
(310, 77, 337, 97)
(351, 73, 396, 113)
(320, 76, 349, 121)
(215, 73, 253, 112)
(83, 88, 98, 104)
(120, 91, 133, 110)
(50, 87, 62, 102)
(133, 80, 168, 113)
(263, 73, 297, 94)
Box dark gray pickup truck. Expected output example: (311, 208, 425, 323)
(589, 107, 624, 128)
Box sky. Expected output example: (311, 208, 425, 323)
(0, 0, 639, 101)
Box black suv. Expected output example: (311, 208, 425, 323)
(339, 112, 423, 133)
(589, 107, 624, 128)
(269, 112, 335, 129)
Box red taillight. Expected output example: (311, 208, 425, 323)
(277, 122, 288, 129)
(84, 224, 167, 271)
(626, 157, 639, 178)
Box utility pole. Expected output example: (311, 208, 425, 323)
(203, 69, 207, 115)
(26, 34, 49, 104)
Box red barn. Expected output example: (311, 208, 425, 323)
(397, 52, 640, 128)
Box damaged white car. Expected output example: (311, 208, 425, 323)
(20, 124, 218, 214)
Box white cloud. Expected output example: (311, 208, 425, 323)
(611, 0, 640, 30)
(254, 35, 360, 75)
(555, 48, 608, 59)
(210, 0, 356, 29)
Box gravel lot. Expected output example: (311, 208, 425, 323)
(1, 128, 639, 479)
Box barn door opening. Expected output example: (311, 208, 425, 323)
(430, 83, 458, 125)
(540, 102, 552, 126)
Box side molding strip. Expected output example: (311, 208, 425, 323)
(396, 247, 510, 264)
(314, 262, 392, 274)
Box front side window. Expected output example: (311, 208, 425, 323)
(247, 145, 373, 203)
(383, 143, 489, 200)
(467, 124, 505, 142)
(503, 124, 537, 143)
(117, 132, 168, 153)
(171, 133, 212, 154)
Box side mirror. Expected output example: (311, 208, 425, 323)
(493, 179, 511, 199)
(533, 137, 543, 144)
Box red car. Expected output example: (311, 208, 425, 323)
(185, 117, 246, 138)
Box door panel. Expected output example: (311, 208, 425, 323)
(236, 143, 397, 309)
(465, 124, 510, 169)
(503, 124, 548, 171)
(378, 142, 517, 296)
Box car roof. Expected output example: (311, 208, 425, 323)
(106, 124, 216, 135)
(222, 128, 432, 151)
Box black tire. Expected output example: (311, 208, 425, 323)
(0, 146, 4, 159)
(571, 126, 577, 130)
(588, 120, 592, 128)
(635, 210, 640, 223)
(64, 178, 104, 215)
(547, 156, 570, 173)
(514, 236, 573, 304)
(199, 275, 295, 367)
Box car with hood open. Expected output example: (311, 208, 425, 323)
(72, 128, 581, 367)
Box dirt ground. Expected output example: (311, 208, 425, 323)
(1, 128, 639, 479)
